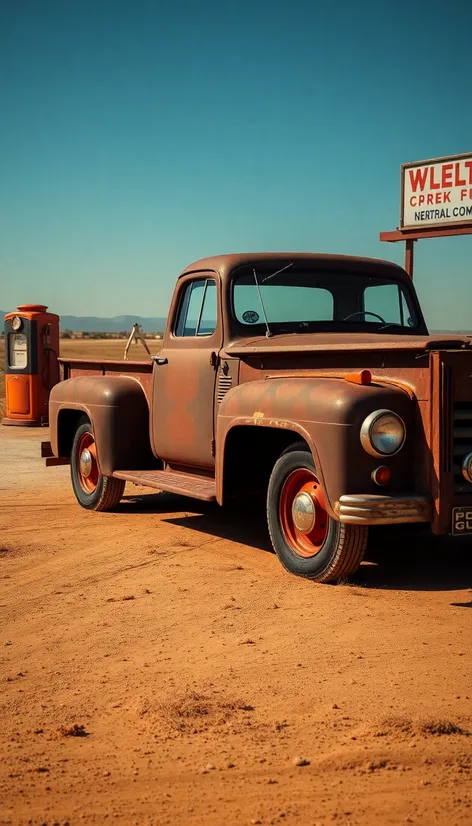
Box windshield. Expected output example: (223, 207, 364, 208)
(232, 267, 421, 334)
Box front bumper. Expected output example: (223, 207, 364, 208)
(336, 494, 432, 525)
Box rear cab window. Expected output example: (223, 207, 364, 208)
(234, 282, 333, 325)
(231, 265, 422, 335)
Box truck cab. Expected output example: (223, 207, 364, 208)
(44, 253, 472, 583)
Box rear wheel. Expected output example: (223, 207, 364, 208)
(70, 418, 125, 511)
(267, 444, 368, 583)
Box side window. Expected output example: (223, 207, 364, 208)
(401, 291, 416, 327)
(198, 281, 217, 335)
(174, 279, 217, 337)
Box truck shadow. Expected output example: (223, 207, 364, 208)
(357, 526, 472, 595)
(120, 492, 472, 594)
(120, 491, 272, 551)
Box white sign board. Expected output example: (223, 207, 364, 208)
(401, 153, 472, 229)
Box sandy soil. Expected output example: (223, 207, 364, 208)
(0, 426, 471, 826)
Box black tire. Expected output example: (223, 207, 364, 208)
(267, 444, 368, 583)
(70, 418, 125, 511)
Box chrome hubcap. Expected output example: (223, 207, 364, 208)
(79, 448, 92, 478)
(291, 492, 316, 534)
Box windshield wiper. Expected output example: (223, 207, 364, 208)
(252, 262, 294, 338)
(253, 269, 272, 337)
(378, 323, 407, 332)
(261, 262, 293, 283)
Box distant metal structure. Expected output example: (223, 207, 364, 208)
(124, 323, 151, 360)
(380, 152, 472, 278)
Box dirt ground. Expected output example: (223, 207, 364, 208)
(1, 426, 471, 826)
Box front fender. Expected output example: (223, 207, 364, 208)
(50, 376, 155, 475)
(217, 377, 414, 514)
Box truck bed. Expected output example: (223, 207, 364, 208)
(59, 358, 154, 400)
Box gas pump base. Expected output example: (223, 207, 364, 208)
(2, 416, 48, 427)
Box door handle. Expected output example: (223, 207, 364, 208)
(152, 356, 168, 365)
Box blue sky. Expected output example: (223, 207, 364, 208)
(1, 0, 471, 328)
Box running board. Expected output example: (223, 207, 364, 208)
(112, 469, 216, 502)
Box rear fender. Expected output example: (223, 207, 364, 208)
(50, 376, 157, 475)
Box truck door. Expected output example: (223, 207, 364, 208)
(151, 273, 221, 470)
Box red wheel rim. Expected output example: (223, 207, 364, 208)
(76, 432, 100, 494)
(279, 468, 328, 557)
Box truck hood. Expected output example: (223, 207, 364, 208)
(226, 332, 472, 356)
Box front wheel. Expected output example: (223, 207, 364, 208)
(70, 418, 125, 511)
(267, 445, 368, 583)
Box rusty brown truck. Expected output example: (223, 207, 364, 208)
(42, 253, 472, 582)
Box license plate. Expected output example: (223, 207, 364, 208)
(452, 507, 472, 536)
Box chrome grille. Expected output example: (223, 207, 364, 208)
(441, 364, 453, 472)
(216, 373, 233, 405)
(453, 403, 472, 493)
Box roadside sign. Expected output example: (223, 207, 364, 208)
(401, 152, 472, 229)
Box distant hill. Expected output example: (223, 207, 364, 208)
(59, 314, 168, 333)
(431, 330, 472, 335)
(0, 311, 167, 334)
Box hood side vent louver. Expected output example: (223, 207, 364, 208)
(217, 372, 233, 405)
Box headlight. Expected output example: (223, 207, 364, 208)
(360, 409, 406, 457)
(462, 453, 472, 483)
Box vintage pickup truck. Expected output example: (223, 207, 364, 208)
(42, 253, 472, 583)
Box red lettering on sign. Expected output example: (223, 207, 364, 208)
(454, 162, 466, 186)
(461, 189, 468, 201)
(443, 191, 451, 203)
(442, 163, 453, 187)
(408, 167, 428, 192)
(410, 196, 417, 206)
(427, 193, 433, 204)
(430, 167, 440, 190)
(418, 195, 425, 206)
(465, 161, 472, 184)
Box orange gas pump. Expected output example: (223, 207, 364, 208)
(2, 304, 60, 426)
